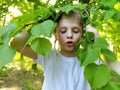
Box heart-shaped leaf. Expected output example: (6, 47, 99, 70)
(0, 44, 16, 67)
(84, 64, 110, 89)
(31, 38, 52, 56)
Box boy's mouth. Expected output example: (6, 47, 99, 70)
(66, 41, 74, 46)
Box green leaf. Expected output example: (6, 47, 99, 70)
(58, 4, 73, 14)
(78, 45, 100, 66)
(10, 8, 53, 37)
(101, 49, 117, 62)
(31, 37, 52, 56)
(79, 32, 94, 48)
(58, 4, 87, 15)
(99, 81, 120, 90)
(84, 64, 110, 89)
(85, 32, 94, 43)
(104, 9, 115, 20)
(1, 23, 17, 45)
(12, 8, 51, 27)
(79, 39, 89, 48)
(0, 44, 16, 67)
(0, 38, 3, 44)
(26, 34, 36, 45)
(99, 0, 117, 8)
(112, 10, 120, 21)
(73, 3, 87, 10)
(31, 20, 56, 37)
(93, 37, 109, 49)
(110, 69, 120, 82)
(84, 64, 99, 88)
(39, 7, 53, 20)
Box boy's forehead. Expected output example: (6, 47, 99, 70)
(61, 16, 79, 21)
(58, 17, 80, 26)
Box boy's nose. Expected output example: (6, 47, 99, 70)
(67, 30, 73, 39)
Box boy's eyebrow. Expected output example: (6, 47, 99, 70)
(72, 26, 82, 30)
(57, 25, 82, 29)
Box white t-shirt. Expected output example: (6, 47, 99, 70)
(35, 49, 91, 90)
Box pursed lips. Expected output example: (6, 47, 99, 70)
(66, 41, 74, 46)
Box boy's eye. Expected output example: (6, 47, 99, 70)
(60, 30, 66, 33)
(59, 28, 66, 33)
(73, 28, 80, 33)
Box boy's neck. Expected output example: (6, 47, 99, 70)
(60, 50, 76, 57)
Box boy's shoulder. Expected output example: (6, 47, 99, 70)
(38, 48, 58, 58)
(48, 48, 58, 56)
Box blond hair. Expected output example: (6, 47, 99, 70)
(55, 10, 83, 29)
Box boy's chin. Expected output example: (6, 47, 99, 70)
(65, 47, 75, 52)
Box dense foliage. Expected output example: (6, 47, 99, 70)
(0, 0, 120, 89)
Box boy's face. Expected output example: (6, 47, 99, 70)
(55, 17, 82, 56)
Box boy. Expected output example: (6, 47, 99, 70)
(10, 10, 120, 90)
